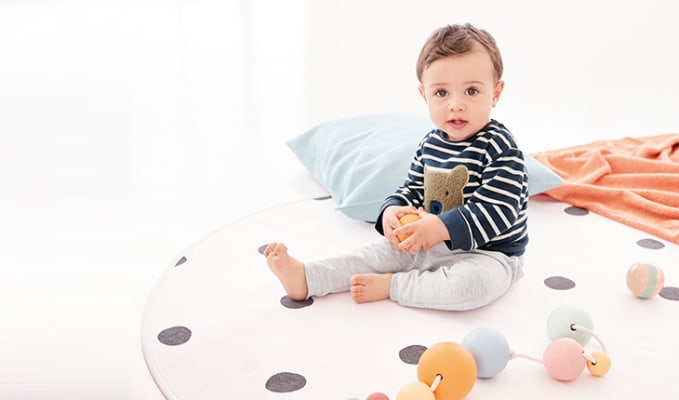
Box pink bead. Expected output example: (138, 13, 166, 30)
(543, 338, 585, 381)
(366, 393, 390, 400)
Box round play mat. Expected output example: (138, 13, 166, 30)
(141, 196, 679, 399)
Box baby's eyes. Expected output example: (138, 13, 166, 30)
(434, 87, 479, 98)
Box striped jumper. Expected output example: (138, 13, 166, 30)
(376, 119, 529, 257)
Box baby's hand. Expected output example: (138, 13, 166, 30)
(394, 208, 449, 254)
(382, 205, 417, 250)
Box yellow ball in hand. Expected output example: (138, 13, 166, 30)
(397, 214, 420, 242)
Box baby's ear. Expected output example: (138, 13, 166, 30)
(492, 80, 505, 106)
(418, 85, 427, 102)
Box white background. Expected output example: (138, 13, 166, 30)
(1, 0, 677, 398)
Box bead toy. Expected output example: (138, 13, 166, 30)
(366, 305, 611, 400)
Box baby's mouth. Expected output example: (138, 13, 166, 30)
(448, 119, 468, 129)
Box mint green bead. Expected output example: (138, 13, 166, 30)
(546, 305, 593, 346)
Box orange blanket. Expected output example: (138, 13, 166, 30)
(532, 133, 679, 244)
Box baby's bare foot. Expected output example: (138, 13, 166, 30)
(263, 242, 308, 300)
(350, 273, 393, 304)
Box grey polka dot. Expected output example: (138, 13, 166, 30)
(544, 275, 576, 290)
(564, 206, 589, 216)
(280, 295, 314, 309)
(399, 345, 427, 365)
(265, 372, 306, 393)
(659, 287, 679, 301)
(636, 238, 665, 250)
(314, 195, 331, 201)
(174, 256, 187, 267)
(258, 243, 287, 255)
(158, 326, 192, 346)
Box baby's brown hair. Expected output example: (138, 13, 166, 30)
(416, 23, 503, 83)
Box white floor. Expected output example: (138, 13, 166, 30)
(0, 2, 309, 398)
(1, 1, 677, 399)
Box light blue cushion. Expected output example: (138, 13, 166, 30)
(288, 114, 564, 221)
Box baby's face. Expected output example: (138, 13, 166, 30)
(418, 47, 503, 141)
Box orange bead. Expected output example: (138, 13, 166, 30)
(417, 342, 477, 400)
(586, 351, 611, 377)
(397, 214, 420, 242)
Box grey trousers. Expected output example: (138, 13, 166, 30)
(304, 239, 524, 311)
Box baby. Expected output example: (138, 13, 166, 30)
(264, 23, 528, 311)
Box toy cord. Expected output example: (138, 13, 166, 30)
(509, 323, 608, 365)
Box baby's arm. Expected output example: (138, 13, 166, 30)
(393, 208, 449, 254)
